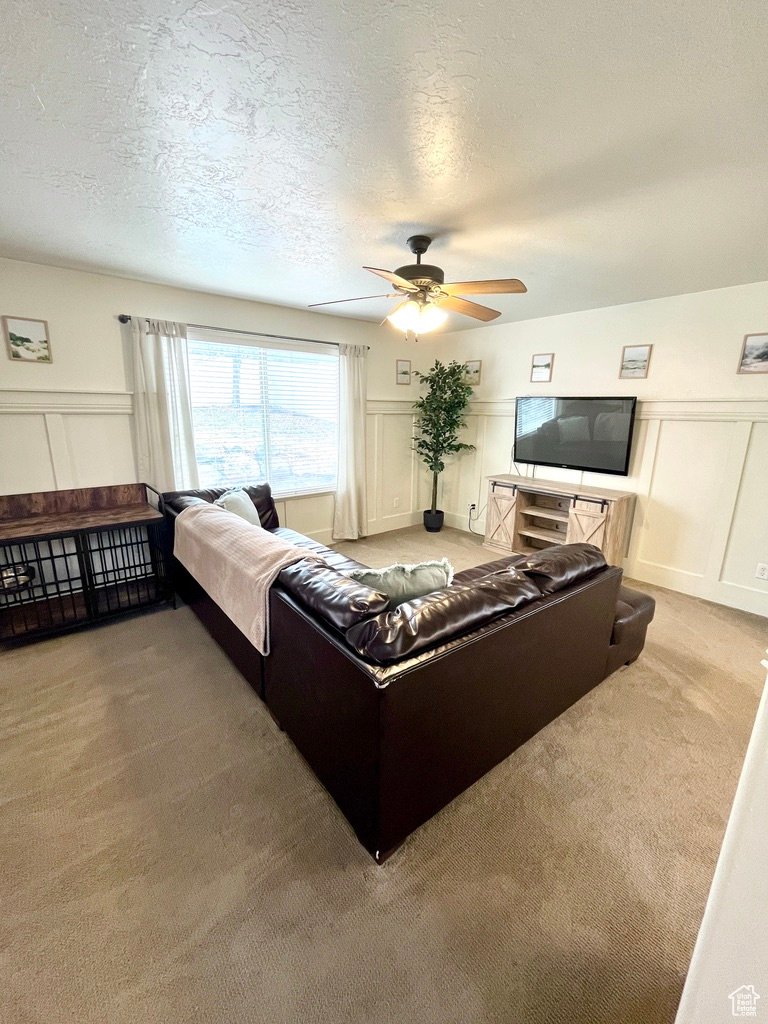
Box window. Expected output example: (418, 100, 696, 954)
(187, 329, 339, 497)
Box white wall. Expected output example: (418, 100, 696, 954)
(0, 257, 426, 540)
(434, 280, 768, 616)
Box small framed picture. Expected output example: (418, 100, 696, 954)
(463, 360, 482, 386)
(619, 344, 652, 379)
(530, 353, 554, 383)
(3, 316, 52, 362)
(738, 333, 768, 374)
(396, 358, 411, 385)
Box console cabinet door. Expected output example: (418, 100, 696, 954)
(484, 485, 517, 551)
(567, 502, 608, 552)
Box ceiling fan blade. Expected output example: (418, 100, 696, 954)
(363, 267, 419, 292)
(438, 294, 501, 321)
(308, 293, 399, 308)
(441, 279, 527, 295)
(381, 299, 408, 326)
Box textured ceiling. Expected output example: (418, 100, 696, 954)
(2, 0, 768, 328)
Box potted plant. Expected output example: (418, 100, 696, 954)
(412, 360, 475, 532)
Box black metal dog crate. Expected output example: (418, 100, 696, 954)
(0, 484, 171, 644)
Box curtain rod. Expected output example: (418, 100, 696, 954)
(117, 314, 369, 349)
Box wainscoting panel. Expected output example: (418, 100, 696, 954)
(281, 493, 336, 545)
(379, 412, 417, 524)
(0, 390, 138, 495)
(474, 415, 514, 508)
(365, 413, 380, 525)
(64, 415, 138, 489)
(634, 419, 736, 578)
(44, 414, 76, 489)
(364, 402, 421, 537)
(439, 416, 480, 523)
(0, 413, 57, 494)
(718, 421, 768, 594)
(623, 408, 768, 613)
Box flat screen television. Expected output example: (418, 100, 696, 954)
(514, 396, 637, 476)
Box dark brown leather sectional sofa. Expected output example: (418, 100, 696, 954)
(162, 482, 655, 862)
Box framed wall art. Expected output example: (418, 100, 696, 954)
(738, 333, 768, 373)
(396, 359, 411, 385)
(530, 353, 554, 383)
(619, 344, 652, 379)
(463, 360, 482, 386)
(3, 316, 52, 362)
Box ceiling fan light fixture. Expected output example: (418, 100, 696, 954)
(387, 299, 448, 335)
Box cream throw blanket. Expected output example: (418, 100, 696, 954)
(174, 503, 320, 655)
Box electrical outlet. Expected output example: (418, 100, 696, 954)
(468, 502, 477, 512)
(756, 563, 768, 581)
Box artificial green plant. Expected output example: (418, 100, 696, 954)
(412, 360, 475, 514)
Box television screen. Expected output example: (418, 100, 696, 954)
(514, 396, 637, 476)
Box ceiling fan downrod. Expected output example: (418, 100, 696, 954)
(406, 234, 432, 266)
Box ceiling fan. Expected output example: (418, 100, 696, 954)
(309, 235, 527, 335)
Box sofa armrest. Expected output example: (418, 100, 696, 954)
(605, 585, 655, 676)
(612, 586, 656, 645)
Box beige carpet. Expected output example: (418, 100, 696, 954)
(1, 526, 766, 1024)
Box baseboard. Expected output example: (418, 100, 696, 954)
(442, 510, 489, 537)
(442, 510, 466, 531)
(366, 511, 422, 536)
(623, 561, 768, 618)
(310, 511, 421, 545)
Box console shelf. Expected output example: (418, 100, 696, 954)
(517, 525, 567, 544)
(518, 507, 569, 523)
(483, 474, 636, 565)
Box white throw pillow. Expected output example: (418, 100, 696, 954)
(213, 488, 263, 525)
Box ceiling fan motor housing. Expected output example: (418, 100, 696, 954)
(394, 263, 445, 287)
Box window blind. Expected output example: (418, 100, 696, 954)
(516, 397, 558, 436)
(187, 329, 339, 497)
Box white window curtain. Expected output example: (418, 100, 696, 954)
(131, 318, 200, 492)
(332, 343, 368, 540)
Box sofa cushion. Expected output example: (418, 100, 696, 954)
(214, 488, 264, 525)
(162, 482, 279, 529)
(519, 543, 607, 595)
(278, 561, 390, 630)
(453, 553, 526, 585)
(345, 567, 541, 664)
(346, 558, 454, 609)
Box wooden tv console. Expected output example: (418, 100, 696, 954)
(483, 474, 636, 566)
